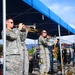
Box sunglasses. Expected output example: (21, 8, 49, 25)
(43, 32, 47, 33)
(10, 22, 14, 24)
(8, 22, 14, 24)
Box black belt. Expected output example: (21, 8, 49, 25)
(6, 54, 21, 56)
(39, 44, 42, 45)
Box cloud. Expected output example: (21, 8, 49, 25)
(69, 18, 75, 29)
(49, 3, 73, 14)
(70, 18, 75, 24)
(48, 3, 75, 22)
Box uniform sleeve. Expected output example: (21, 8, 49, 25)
(20, 29, 28, 42)
(6, 29, 17, 40)
(1, 31, 3, 39)
(39, 36, 48, 47)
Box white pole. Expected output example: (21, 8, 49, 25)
(58, 25, 63, 74)
(34, 40, 36, 45)
(74, 34, 75, 43)
(3, 0, 6, 75)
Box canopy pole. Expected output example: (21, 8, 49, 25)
(3, 0, 6, 75)
(74, 34, 75, 43)
(58, 25, 63, 74)
(34, 40, 36, 45)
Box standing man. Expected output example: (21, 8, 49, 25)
(38, 30, 50, 75)
(2, 18, 23, 75)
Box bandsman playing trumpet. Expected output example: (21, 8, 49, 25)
(38, 30, 50, 75)
(15, 23, 38, 75)
(13, 22, 38, 75)
(2, 18, 23, 75)
(17, 23, 29, 75)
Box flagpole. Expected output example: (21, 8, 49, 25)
(58, 25, 63, 75)
(3, 0, 6, 75)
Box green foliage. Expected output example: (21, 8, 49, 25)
(28, 48, 34, 55)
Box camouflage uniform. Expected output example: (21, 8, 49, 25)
(2, 28, 23, 75)
(20, 29, 29, 75)
(38, 36, 50, 74)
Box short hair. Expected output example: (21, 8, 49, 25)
(41, 30, 46, 33)
(6, 18, 13, 21)
(14, 20, 21, 25)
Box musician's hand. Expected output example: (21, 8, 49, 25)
(22, 25, 26, 30)
(54, 39, 57, 43)
(46, 35, 50, 39)
(18, 23, 23, 30)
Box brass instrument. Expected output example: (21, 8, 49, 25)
(51, 36, 58, 56)
(14, 23, 38, 32)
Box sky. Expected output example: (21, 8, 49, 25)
(40, 0, 75, 29)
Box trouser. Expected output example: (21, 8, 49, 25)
(73, 51, 75, 65)
(21, 49, 29, 75)
(21, 42, 29, 75)
(49, 51, 53, 71)
(39, 53, 50, 74)
(6, 55, 22, 75)
(57, 50, 61, 68)
(48, 46, 53, 71)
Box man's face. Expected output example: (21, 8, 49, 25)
(41, 30, 47, 37)
(6, 19, 14, 29)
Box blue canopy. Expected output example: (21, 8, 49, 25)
(23, 0, 75, 34)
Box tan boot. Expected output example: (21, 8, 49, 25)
(39, 73, 43, 75)
(44, 72, 48, 75)
(67, 69, 73, 75)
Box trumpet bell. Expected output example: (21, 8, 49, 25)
(28, 25, 36, 29)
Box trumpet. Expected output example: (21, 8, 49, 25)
(26, 24, 38, 32)
(14, 23, 38, 32)
(26, 23, 36, 29)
